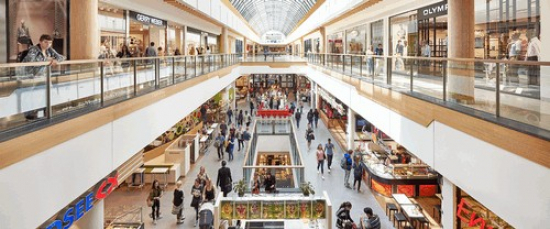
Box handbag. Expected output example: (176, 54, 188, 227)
(146, 198, 153, 207)
(172, 204, 182, 215)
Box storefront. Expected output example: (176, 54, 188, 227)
(304, 38, 312, 54)
(328, 32, 344, 54)
(250, 74, 297, 101)
(186, 28, 201, 55)
(167, 22, 184, 56)
(346, 25, 367, 55)
(456, 188, 513, 229)
(128, 11, 167, 57)
(317, 88, 348, 135)
(98, 4, 126, 57)
(5, 0, 69, 62)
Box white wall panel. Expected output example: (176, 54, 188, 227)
(256, 136, 290, 152)
(220, 6, 228, 24)
(183, 0, 197, 9)
(211, 0, 221, 21)
(0, 124, 113, 229)
(198, 0, 211, 16)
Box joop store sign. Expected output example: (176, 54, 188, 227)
(417, 0, 448, 20)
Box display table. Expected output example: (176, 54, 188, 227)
(150, 167, 169, 188)
(127, 168, 145, 190)
(165, 141, 191, 178)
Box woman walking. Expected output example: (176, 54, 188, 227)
(306, 124, 315, 151)
(190, 178, 203, 227)
(203, 179, 216, 202)
(173, 181, 185, 224)
(336, 201, 354, 229)
(148, 180, 163, 225)
(316, 144, 326, 179)
(251, 173, 261, 195)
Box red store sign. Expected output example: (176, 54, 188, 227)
(456, 198, 494, 229)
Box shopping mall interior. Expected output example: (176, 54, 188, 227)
(0, 0, 549, 229)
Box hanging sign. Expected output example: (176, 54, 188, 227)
(417, 0, 448, 20)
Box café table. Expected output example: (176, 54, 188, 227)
(392, 194, 413, 206)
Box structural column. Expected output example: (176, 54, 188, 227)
(447, 0, 475, 103)
(220, 27, 229, 54)
(300, 37, 304, 57)
(314, 83, 320, 109)
(252, 43, 256, 56)
(243, 37, 248, 59)
(441, 178, 457, 229)
(319, 27, 327, 54)
(183, 26, 188, 55)
(346, 108, 355, 151)
(70, 0, 99, 59)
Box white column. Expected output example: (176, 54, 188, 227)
(314, 83, 320, 109)
(72, 200, 104, 229)
(441, 178, 457, 229)
(183, 26, 188, 55)
(346, 108, 355, 151)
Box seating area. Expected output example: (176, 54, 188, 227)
(386, 194, 434, 229)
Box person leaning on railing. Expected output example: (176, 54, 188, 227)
(23, 34, 65, 76)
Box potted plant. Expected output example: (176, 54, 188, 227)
(300, 182, 315, 196)
(233, 179, 247, 197)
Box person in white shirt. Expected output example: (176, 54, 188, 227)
(421, 40, 431, 57)
(525, 30, 541, 85)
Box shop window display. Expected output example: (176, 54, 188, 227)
(456, 189, 513, 229)
(346, 25, 367, 55)
(8, 0, 68, 62)
(328, 32, 343, 54)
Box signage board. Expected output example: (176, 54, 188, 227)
(417, 0, 448, 20)
(129, 11, 166, 27)
(39, 171, 119, 229)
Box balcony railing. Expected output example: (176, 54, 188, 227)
(307, 53, 550, 140)
(0, 54, 241, 141)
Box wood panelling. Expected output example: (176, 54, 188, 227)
(0, 65, 238, 169)
(314, 66, 550, 168)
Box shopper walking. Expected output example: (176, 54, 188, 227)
(295, 109, 302, 129)
(237, 110, 244, 128)
(307, 109, 314, 126)
(237, 128, 244, 151)
(250, 100, 255, 116)
(200, 105, 208, 123)
(359, 207, 381, 229)
(251, 173, 261, 195)
(202, 179, 216, 202)
(144, 42, 157, 65)
(313, 109, 320, 128)
(226, 135, 235, 161)
(316, 144, 326, 179)
(220, 121, 228, 136)
(190, 178, 203, 227)
(245, 111, 252, 127)
(342, 151, 353, 188)
(227, 108, 233, 125)
(264, 173, 276, 193)
(173, 181, 185, 224)
(306, 124, 315, 151)
(325, 139, 335, 173)
(215, 132, 225, 160)
(352, 156, 364, 192)
(148, 180, 163, 225)
(336, 201, 354, 229)
(197, 166, 210, 186)
(216, 161, 233, 197)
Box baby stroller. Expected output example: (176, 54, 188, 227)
(198, 202, 214, 229)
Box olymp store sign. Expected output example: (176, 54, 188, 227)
(417, 0, 448, 20)
(130, 11, 166, 27)
(39, 171, 119, 229)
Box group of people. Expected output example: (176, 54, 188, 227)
(312, 138, 364, 191)
(294, 107, 320, 130)
(251, 172, 278, 194)
(336, 202, 381, 229)
(214, 118, 252, 162)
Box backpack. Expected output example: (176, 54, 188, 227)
(243, 131, 251, 141)
(17, 49, 30, 62)
(340, 157, 350, 169)
(214, 139, 221, 148)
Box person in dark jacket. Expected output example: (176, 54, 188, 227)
(190, 178, 203, 227)
(336, 201, 354, 229)
(227, 108, 233, 125)
(216, 161, 233, 197)
(23, 34, 65, 76)
(360, 207, 381, 229)
(313, 109, 320, 128)
(250, 100, 255, 116)
(307, 109, 314, 126)
(220, 120, 228, 136)
(295, 110, 302, 129)
(352, 156, 364, 192)
(173, 181, 185, 224)
(237, 110, 244, 128)
(263, 173, 276, 193)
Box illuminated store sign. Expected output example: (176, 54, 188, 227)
(417, 0, 448, 20)
(130, 11, 166, 27)
(456, 198, 494, 229)
(40, 171, 119, 229)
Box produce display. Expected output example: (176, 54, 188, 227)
(218, 199, 326, 220)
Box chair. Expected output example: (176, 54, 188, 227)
(393, 212, 407, 229)
(415, 217, 430, 229)
(386, 203, 398, 220)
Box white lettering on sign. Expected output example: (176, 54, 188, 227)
(423, 3, 448, 16)
(135, 13, 164, 26)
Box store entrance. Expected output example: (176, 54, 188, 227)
(417, 15, 448, 76)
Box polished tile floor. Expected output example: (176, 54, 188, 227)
(104, 101, 395, 228)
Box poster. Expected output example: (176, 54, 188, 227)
(220, 201, 233, 220)
(285, 200, 299, 219)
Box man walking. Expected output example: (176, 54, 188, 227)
(220, 120, 228, 136)
(295, 109, 302, 129)
(342, 150, 353, 188)
(215, 132, 225, 160)
(249, 100, 255, 117)
(324, 139, 335, 173)
(359, 207, 381, 229)
(227, 108, 233, 125)
(313, 109, 320, 128)
(307, 109, 313, 127)
(216, 161, 232, 197)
